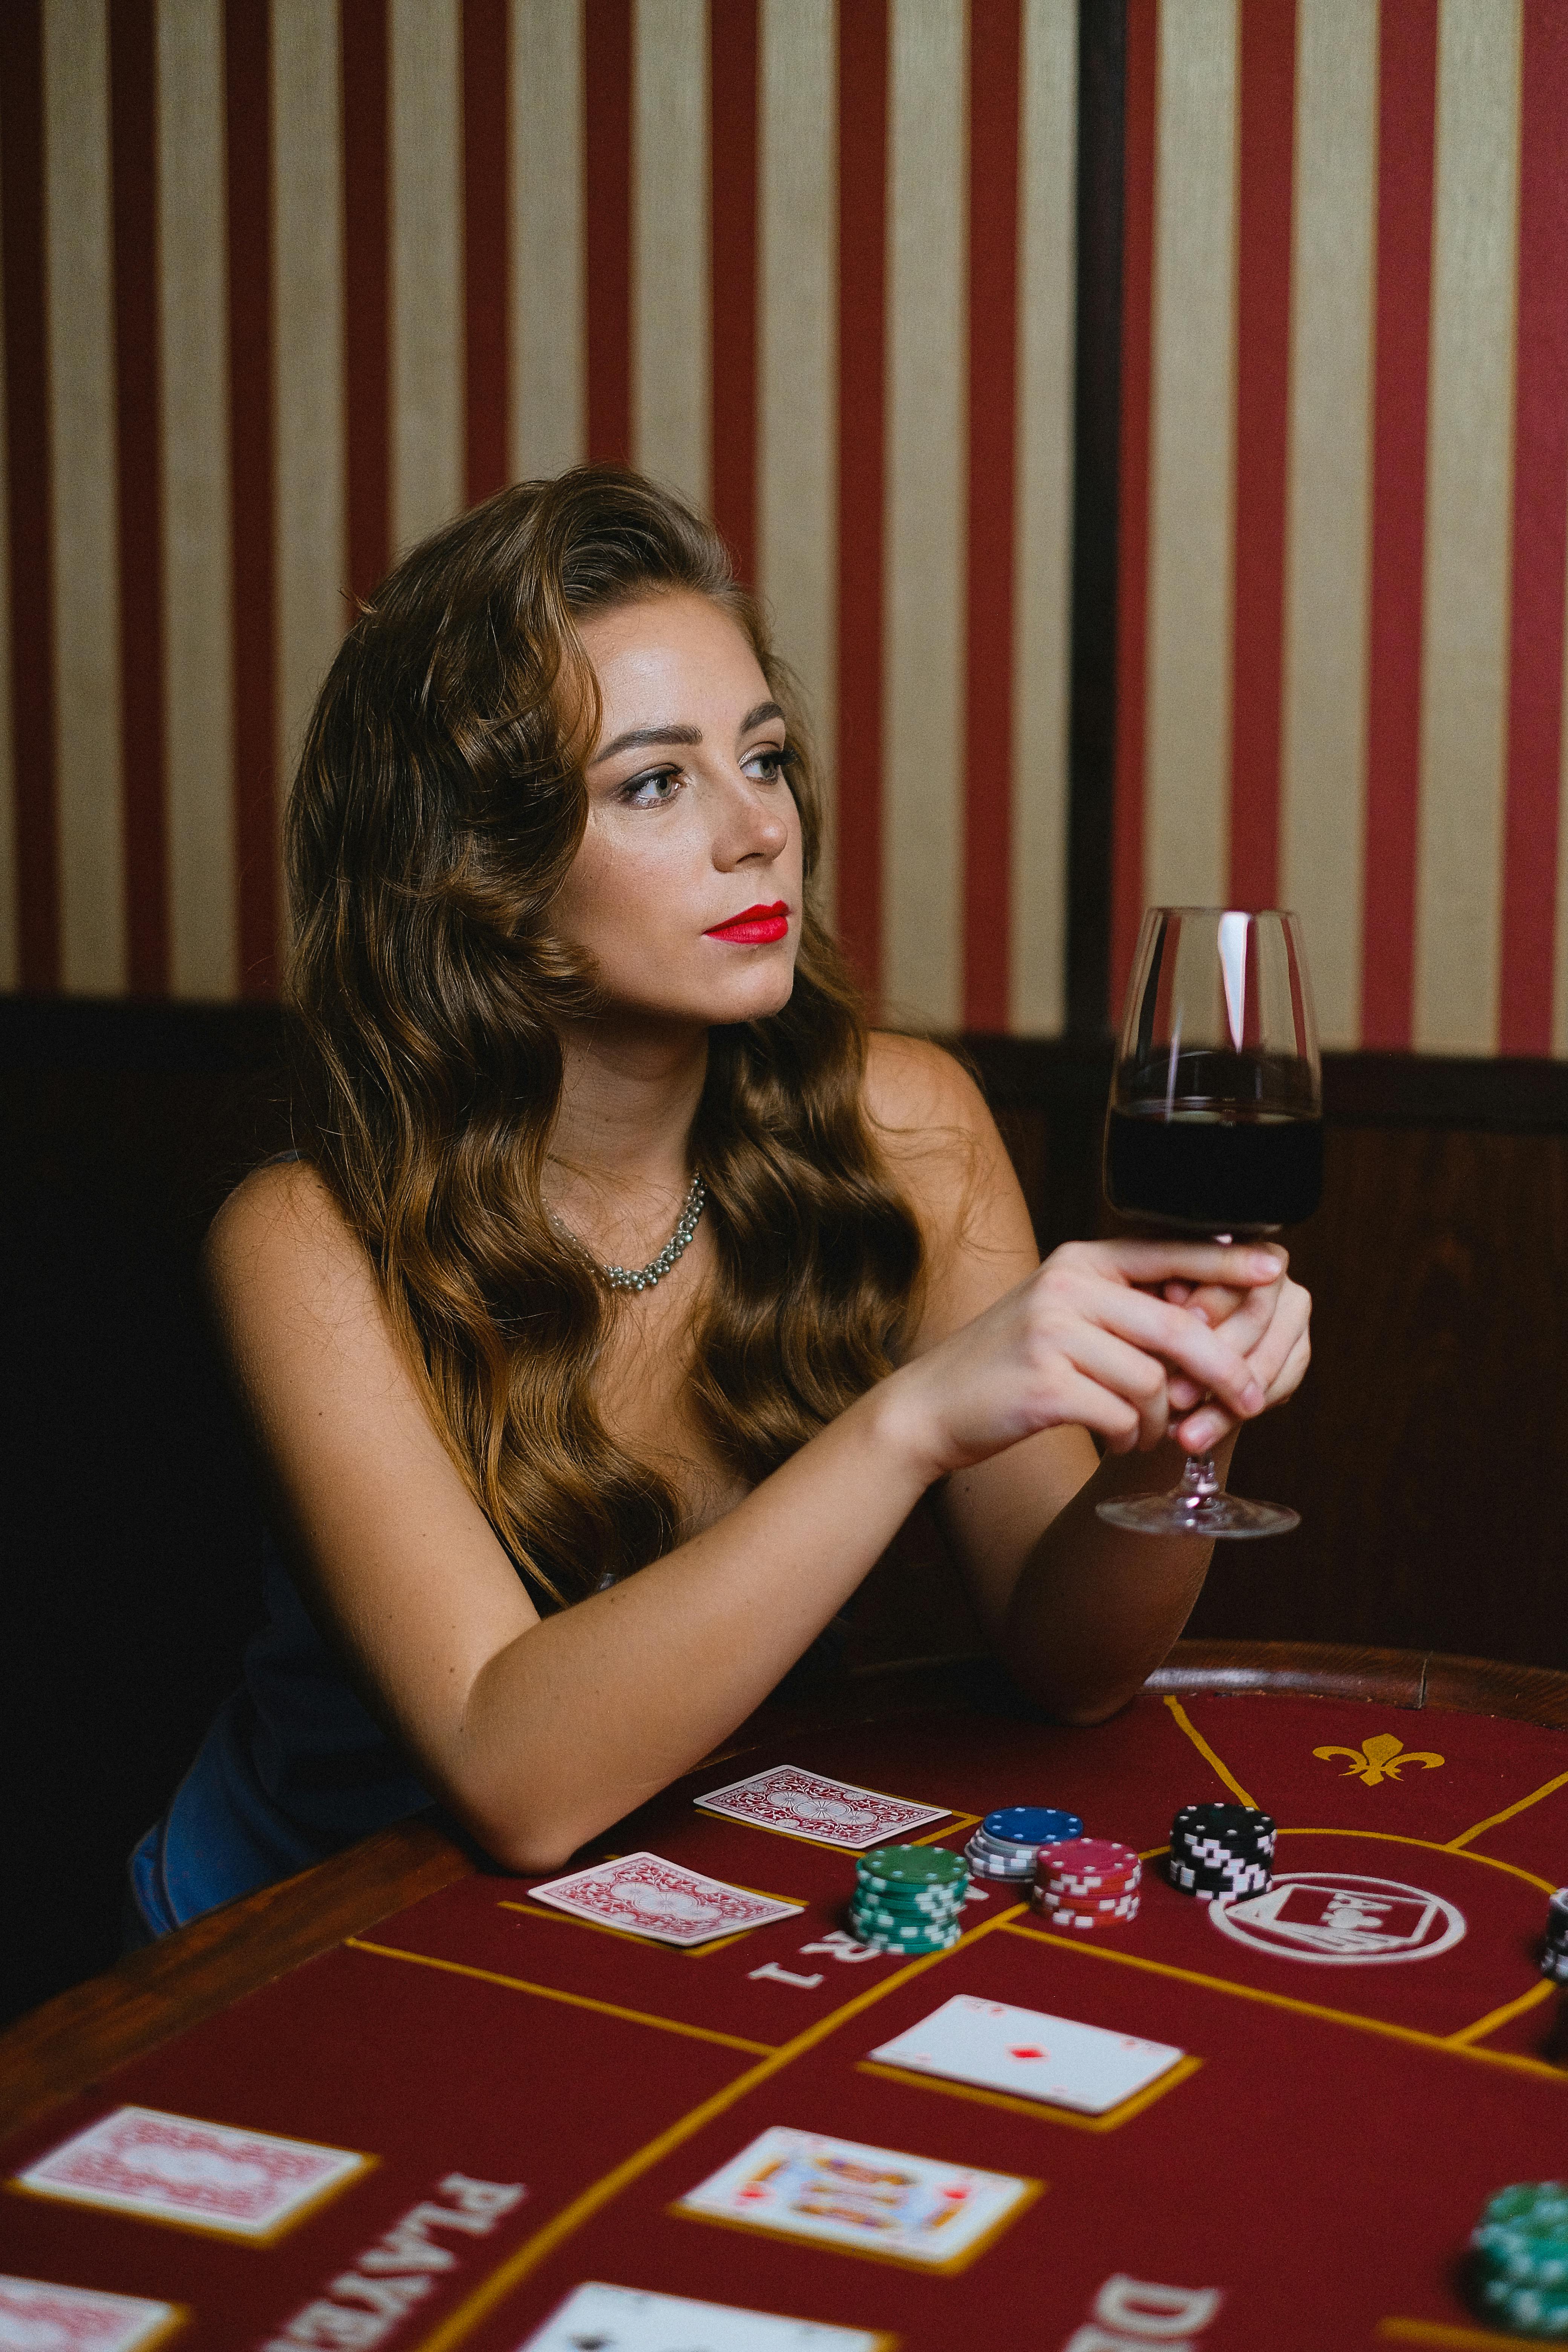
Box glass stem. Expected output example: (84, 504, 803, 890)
(1179, 1452, 1221, 1502)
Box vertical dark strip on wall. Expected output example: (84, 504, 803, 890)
(1228, 0, 1294, 913)
(226, 0, 279, 993)
(835, 0, 888, 1000)
(1071, 0, 1129, 1034)
(963, 0, 1022, 1032)
(110, 0, 169, 993)
(0, 0, 60, 988)
(1499, 0, 1568, 1055)
(1360, 0, 1437, 1050)
(342, 0, 390, 600)
(584, 0, 633, 464)
(463, 0, 509, 504)
(709, 0, 758, 583)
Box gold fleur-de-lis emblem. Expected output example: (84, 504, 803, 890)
(1312, 1732, 1445, 1787)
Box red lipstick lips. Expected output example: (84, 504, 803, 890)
(704, 901, 789, 945)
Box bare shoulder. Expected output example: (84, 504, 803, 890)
(861, 1033, 1034, 1303)
(203, 1158, 384, 1350)
(862, 1030, 994, 1145)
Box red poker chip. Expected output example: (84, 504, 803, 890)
(1040, 1873, 1142, 1900)
(1038, 1888, 1139, 1915)
(1036, 1838, 1138, 1873)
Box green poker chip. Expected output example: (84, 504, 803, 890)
(855, 1845, 967, 1888)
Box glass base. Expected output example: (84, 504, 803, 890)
(1095, 1449, 1299, 1540)
(1096, 1489, 1299, 1540)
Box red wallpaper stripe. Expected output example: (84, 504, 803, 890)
(1110, 0, 1158, 1016)
(709, 0, 758, 586)
(835, 0, 888, 997)
(584, 0, 632, 466)
(963, 0, 1021, 1032)
(227, 0, 279, 993)
(110, 0, 168, 993)
(342, 0, 389, 603)
(463, 0, 509, 506)
(1229, 0, 1295, 913)
(1361, 0, 1438, 1049)
(1499, 0, 1568, 1055)
(0, 0, 60, 989)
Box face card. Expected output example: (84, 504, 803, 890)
(13, 2106, 369, 2238)
(675, 2125, 1034, 2268)
(867, 1995, 1185, 2116)
(527, 1853, 803, 1946)
(514, 2281, 891, 2350)
(0, 2277, 182, 2352)
(695, 1766, 949, 1849)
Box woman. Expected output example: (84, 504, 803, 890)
(128, 466, 1309, 1936)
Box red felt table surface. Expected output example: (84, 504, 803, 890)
(6, 1656, 1568, 2352)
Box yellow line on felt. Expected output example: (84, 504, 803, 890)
(344, 1940, 776, 2056)
(1447, 1765, 1568, 1851)
(1162, 1695, 1260, 1809)
(1271, 1825, 1556, 1895)
(998, 1923, 1568, 2083)
(1378, 2320, 1531, 2349)
(405, 1901, 1028, 2352)
(1446, 1978, 1556, 2047)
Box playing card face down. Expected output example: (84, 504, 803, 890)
(0, 2276, 182, 2352)
(526, 1853, 803, 1946)
(675, 2125, 1035, 2269)
(867, 1994, 1186, 2116)
(514, 2280, 892, 2350)
(12, 2106, 370, 2239)
(695, 1766, 949, 1849)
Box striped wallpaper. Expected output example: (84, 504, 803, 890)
(2, 3, 1566, 1057)
(1115, 0, 1568, 1055)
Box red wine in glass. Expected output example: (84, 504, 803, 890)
(1096, 910, 1321, 1539)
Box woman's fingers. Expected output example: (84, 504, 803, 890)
(1058, 1324, 1174, 1452)
(1172, 1302, 1312, 1452)
(1090, 1237, 1286, 1291)
(1081, 1283, 1265, 1421)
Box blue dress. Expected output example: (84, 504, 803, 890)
(127, 1533, 443, 1934)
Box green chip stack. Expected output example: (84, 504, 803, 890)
(848, 1845, 969, 1954)
(1471, 2182, 1568, 2336)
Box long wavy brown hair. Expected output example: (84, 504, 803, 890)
(286, 464, 923, 1605)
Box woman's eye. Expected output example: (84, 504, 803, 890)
(622, 768, 684, 807)
(745, 746, 789, 782)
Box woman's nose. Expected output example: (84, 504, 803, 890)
(716, 774, 789, 864)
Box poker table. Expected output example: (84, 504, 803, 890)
(7, 1638, 1568, 2351)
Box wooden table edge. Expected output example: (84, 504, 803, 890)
(5, 1637, 1565, 2138)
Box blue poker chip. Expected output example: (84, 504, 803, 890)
(982, 1806, 1084, 1848)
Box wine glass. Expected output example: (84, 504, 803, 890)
(1095, 908, 1321, 1539)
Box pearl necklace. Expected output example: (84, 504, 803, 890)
(550, 1176, 707, 1294)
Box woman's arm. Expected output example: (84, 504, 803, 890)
(206, 1117, 1279, 1874)
(867, 1037, 1310, 1724)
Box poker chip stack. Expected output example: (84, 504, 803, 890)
(1469, 2182, 1568, 2336)
(1539, 1891, 1568, 1984)
(848, 1846, 970, 1955)
(964, 1806, 1084, 1885)
(1031, 1838, 1142, 1931)
(1167, 1804, 1275, 1901)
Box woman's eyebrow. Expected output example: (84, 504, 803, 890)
(739, 700, 786, 733)
(590, 721, 702, 766)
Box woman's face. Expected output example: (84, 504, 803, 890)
(554, 590, 804, 1028)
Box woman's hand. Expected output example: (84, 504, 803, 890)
(885, 1238, 1286, 1484)
(1158, 1248, 1311, 1455)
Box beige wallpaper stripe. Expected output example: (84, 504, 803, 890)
(757, 0, 837, 906)
(883, 0, 966, 1029)
(158, 0, 236, 998)
(1414, 0, 1522, 1052)
(632, 0, 710, 511)
(273, 0, 347, 802)
(44, 0, 124, 992)
(390, 0, 466, 555)
(511, 0, 586, 481)
(1144, 0, 1237, 915)
(1009, 0, 1076, 1036)
(1279, 0, 1377, 1048)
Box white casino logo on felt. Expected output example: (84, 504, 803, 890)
(1208, 1873, 1465, 1966)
